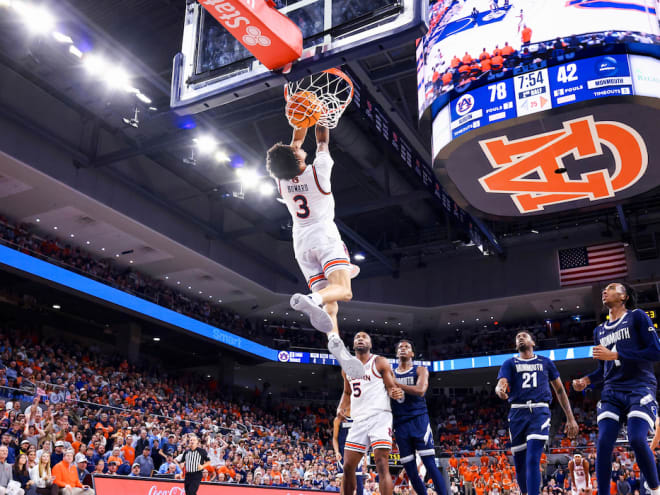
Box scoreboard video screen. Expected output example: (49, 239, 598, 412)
(417, 0, 660, 119)
(432, 52, 660, 154)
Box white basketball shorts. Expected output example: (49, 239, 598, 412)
(344, 411, 393, 454)
(294, 228, 352, 292)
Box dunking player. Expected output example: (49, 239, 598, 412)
(495, 332, 579, 495)
(573, 283, 660, 495)
(266, 124, 363, 378)
(332, 407, 364, 495)
(337, 332, 403, 495)
(391, 340, 447, 495)
(568, 453, 591, 495)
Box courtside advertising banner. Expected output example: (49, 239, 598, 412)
(93, 476, 315, 495)
(417, 0, 660, 117)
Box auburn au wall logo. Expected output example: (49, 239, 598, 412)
(478, 116, 648, 213)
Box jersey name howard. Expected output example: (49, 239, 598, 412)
(287, 184, 309, 193)
(599, 327, 631, 347)
(515, 364, 544, 373)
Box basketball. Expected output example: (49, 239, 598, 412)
(285, 90, 323, 129)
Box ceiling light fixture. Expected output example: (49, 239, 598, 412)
(52, 31, 73, 44)
(68, 45, 83, 58)
(194, 135, 218, 154)
(259, 182, 275, 196)
(214, 150, 230, 163)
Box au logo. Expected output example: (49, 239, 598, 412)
(478, 116, 647, 213)
(456, 94, 475, 116)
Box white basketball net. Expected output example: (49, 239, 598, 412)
(285, 68, 354, 129)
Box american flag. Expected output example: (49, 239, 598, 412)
(558, 242, 628, 286)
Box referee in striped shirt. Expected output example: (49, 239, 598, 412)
(175, 435, 210, 495)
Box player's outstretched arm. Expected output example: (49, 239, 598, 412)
(394, 367, 429, 397)
(291, 126, 308, 149)
(494, 378, 509, 400)
(376, 356, 403, 400)
(550, 377, 578, 438)
(337, 371, 352, 420)
(315, 124, 329, 153)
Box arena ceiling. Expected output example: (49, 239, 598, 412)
(0, 0, 659, 329)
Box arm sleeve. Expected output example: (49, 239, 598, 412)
(200, 449, 210, 463)
(496, 360, 513, 382)
(175, 452, 184, 463)
(312, 152, 334, 191)
(586, 327, 604, 388)
(617, 310, 660, 362)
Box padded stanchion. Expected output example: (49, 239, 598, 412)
(198, 0, 302, 70)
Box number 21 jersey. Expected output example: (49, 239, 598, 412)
(497, 354, 559, 404)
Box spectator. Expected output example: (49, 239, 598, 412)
(92, 460, 105, 476)
(29, 452, 57, 495)
(129, 463, 141, 477)
(158, 455, 182, 476)
(52, 449, 94, 495)
(120, 435, 135, 465)
(135, 430, 150, 458)
(135, 445, 154, 477)
(74, 454, 91, 486)
(105, 461, 119, 476)
(12, 453, 32, 494)
(50, 442, 64, 468)
(521, 25, 532, 45)
(0, 445, 20, 495)
(1, 435, 15, 465)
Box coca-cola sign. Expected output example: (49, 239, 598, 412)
(148, 485, 186, 495)
(93, 475, 313, 495)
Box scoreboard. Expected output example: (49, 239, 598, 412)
(434, 53, 644, 153)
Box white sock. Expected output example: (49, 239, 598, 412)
(308, 292, 323, 306)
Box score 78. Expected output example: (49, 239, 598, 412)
(489, 82, 507, 102)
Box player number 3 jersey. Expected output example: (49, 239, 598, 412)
(278, 152, 337, 235)
(497, 354, 559, 404)
(350, 355, 392, 421)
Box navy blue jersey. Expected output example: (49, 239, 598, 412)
(497, 354, 559, 404)
(391, 365, 428, 426)
(587, 309, 660, 392)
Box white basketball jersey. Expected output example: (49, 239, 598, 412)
(349, 354, 391, 421)
(573, 460, 588, 487)
(277, 152, 339, 244)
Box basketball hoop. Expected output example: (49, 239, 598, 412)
(284, 68, 354, 129)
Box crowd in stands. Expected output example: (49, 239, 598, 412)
(0, 282, 656, 495)
(0, 325, 350, 492)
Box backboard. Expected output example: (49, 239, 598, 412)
(170, 0, 428, 113)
